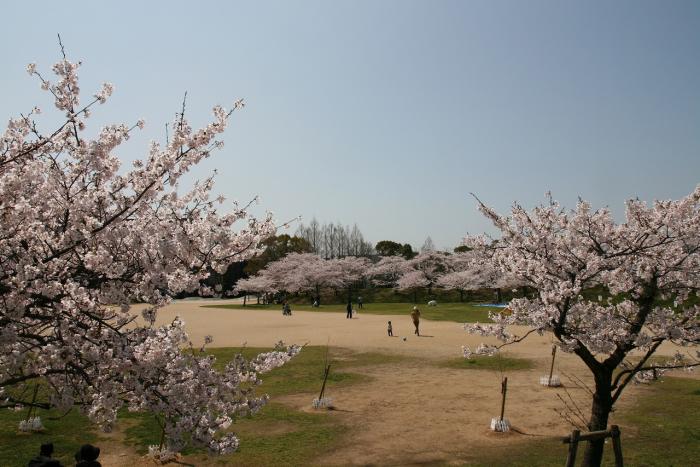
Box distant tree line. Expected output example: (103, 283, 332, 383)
(295, 218, 374, 259)
(204, 222, 461, 298)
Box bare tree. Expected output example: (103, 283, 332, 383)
(297, 219, 374, 258)
(421, 236, 436, 253)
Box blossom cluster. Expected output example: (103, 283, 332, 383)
(147, 445, 179, 463)
(461, 343, 498, 359)
(1, 55, 284, 454)
(236, 248, 522, 304)
(235, 253, 371, 296)
(463, 191, 700, 410)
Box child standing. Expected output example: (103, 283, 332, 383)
(387, 320, 393, 336)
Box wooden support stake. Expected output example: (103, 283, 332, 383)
(318, 364, 331, 401)
(26, 384, 39, 421)
(548, 344, 557, 386)
(565, 429, 580, 467)
(562, 426, 623, 467)
(499, 376, 508, 421)
(610, 425, 624, 467)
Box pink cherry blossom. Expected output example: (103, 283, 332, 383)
(465, 192, 700, 465)
(0, 54, 295, 454)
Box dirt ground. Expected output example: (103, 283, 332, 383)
(113, 299, 696, 466)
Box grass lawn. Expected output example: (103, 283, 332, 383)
(441, 354, 535, 372)
(0, 346, 407, 467)
(1, 346, 696, 467)
(0, 404, 99, 467)
(205, 302, 501, 323)
(121, 346, 411, 464)
(468, 376, 700, 467)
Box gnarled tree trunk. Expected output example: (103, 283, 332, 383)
(581, 370, 613, 467)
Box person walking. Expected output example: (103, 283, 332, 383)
(346, 301, 353, 319)
(387, 320, 393, 337)
(357, 296, 363, 309)
(410, 306, 421, 336)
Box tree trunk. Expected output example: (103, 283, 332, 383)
(581, 371, 613, 467)
(243, 295, 247, 306)
(459, 289, 464, 302)
(495, 288, 502, 303)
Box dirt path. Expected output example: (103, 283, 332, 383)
(141, 300, 686, 361)
(114, 300, 696, 466)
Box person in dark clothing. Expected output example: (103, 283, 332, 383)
(387, 320, 393, 337)
(74, 444, 101, 467)
(346, 301, 353, 319)
(28, 442, 63, 467)
(357, 296, 363, 309)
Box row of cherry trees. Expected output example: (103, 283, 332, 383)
(235, 250, 517, 302)
(1, 52, 299, 455)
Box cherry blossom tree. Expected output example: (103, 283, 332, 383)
(233, 275, 278, 304)
(466, 192, 700, 466)
(367, 255, 410, 287)
(436, 269, 474, 302)
(332, 256, 372, 302)
(240, 253, 371, 303)
(265, 252, 340, 296)
(439, 251, 523, 302)
(0, 51, 299, 454)
(395, 251, 452, 302)
(396, 270, 430, 303)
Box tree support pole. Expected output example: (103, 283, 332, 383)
(548, 345, 557, 386)
(500, 377, 508, 421)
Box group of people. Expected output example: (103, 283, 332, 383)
(280, 298, 421, 337)
(28, 442, 101, 467)
(282, 301, 292, 315)
(387, 306, 421, 337)
(345, 296, 363, 318)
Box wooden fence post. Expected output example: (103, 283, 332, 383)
(610, 425, 623, 467)
(562, 426, 623, 467)
(565, 429, 580, 467)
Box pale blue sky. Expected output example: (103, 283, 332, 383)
(2, 1, 699, 250)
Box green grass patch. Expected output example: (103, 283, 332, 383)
(204, 346, 408, 397)
(466, 376, 700, 466)
(205, 302, 501, 323)
(441, 354, 534, 372)
(0, 404, 99, 467)
(202, 403, 344, 466)
(118, 346, 406, 462)
(612, 376, 700, 466)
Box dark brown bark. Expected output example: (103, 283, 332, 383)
(581, 369, 613, 467)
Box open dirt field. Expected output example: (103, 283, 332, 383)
(119, 299, 695, 466)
